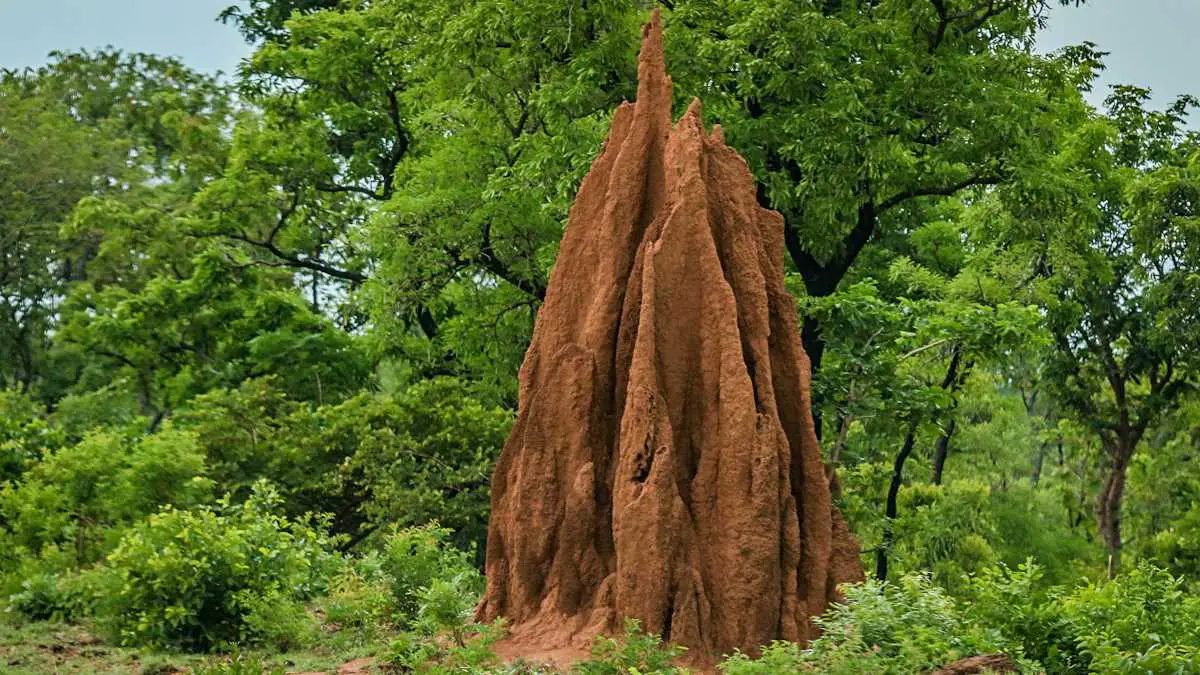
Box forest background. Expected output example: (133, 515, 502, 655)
(4, 1, 1200, 673)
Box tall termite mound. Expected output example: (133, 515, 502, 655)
(478, 11, 862, 661)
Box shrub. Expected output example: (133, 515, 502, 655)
(0, 429, 212, 568)
(385, 621, 505, 674)
(989, 485, 1096, 586)
(379, 540, 502, 675)
(719, 641, 805, 674)
(91, 481, 337, 650)
(336, 379, 512, 555)
(239, 590, 320, 652)
(891, 480, 1000, 593)
(1138, 519, 1200, 587)
(3, 569, 97, 624)
(964, 561, 1081, 672)
(319, 523, 483, 650)
(1057, 563, 1200, 673)
(801, 575, 1002, 674)
(574, 619, 687, 675)
(378, 523, 482, 626)
(416, 573, 481, 648)
(175, 379, 319, 515)
(319, 555, 396, 642)
(967, 560, 1200, 673)
(193, 650, 288, 675)
(0, 391, 63, 483)
(380, 551, 501, 674)
(177, 376, 511, 551)
(2, 545, 69, 619)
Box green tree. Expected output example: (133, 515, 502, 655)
(59, 251, 369, 430)
(666, 0, 1091, 388)
(1127, 401, 1200, 582)
(0, 50, 231, 400)
(0, 67, 121, 394)
(210, 1, 1097, 408)
(992, 89, 1200, 576)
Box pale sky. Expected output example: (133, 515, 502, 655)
(1039, 0, 1199, 109)
(0, 0, 1195, 109)
(0, 0, 248, 77)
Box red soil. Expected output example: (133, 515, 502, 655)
(478, 10, 862, 664)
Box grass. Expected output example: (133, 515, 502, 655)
(0, 621, 379, 674)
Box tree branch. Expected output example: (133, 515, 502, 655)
(878, 173, 1003, 212)
(315, 182, 390, 201)
(212, 191, 368, 284)
(928, 0, 951, 52)
(478, 221, 546, 300)
(927, 0, 1018, 52)
(792, 201, 877, 298)
(227, 230, 367, 283)
(902, 337, 952, 360)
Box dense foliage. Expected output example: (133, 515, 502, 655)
(4, 0, 1200, 673)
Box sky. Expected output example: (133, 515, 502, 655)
(0, 0, 1196, 108)
(1039, 0, 1200, 109)
(0, 0, 249, 76)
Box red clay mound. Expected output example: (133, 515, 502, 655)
(478, 11, 862, 663)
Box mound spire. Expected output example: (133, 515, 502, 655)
(478, 10, 862, 662)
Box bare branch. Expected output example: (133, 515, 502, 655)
(901, 337, 952, 360)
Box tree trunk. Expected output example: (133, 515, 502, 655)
(875, 348, 964, 581)
(1096, 436, 1135, 578)
(930, 357, 972, 486)
(931, 418, 956, 485)
(789, 204, 879, 439)
(876, 423, 918, 581)
(1030, 442, 1045, 486)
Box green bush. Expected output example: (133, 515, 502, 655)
(719, 641, 805, 674)
(175, 379, 326, 519)
(1, 425, 214, 625)
(239, 590, 320, 652)
(334, 378, 512, 555)
(378, 523, 483, 626)
(415, 573, 481, 648)
(0, 428, 212, 568)
(385, 621, 506, 674)
(1057, 563, 1200, 673)
(177, 376, 511, 551)
(192, 650, 288, 675)
(574, 619, 687, 675)
(890, 479, 1001, 593)
(967, 560, 1200, 673)
(3, 566, 97, 624)
(1, 545, 79, 621)
(91, 481, 337, 650)
(800, 575, 1002, 674)
(0, 391, 63, 483)
(319, 555, 396, 642)
(372, 524, 502, 673)
(989, 485, 1096, 586)
(964, 561, 1082, 672)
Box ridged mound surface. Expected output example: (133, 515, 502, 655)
(478, 11, 862, 662)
